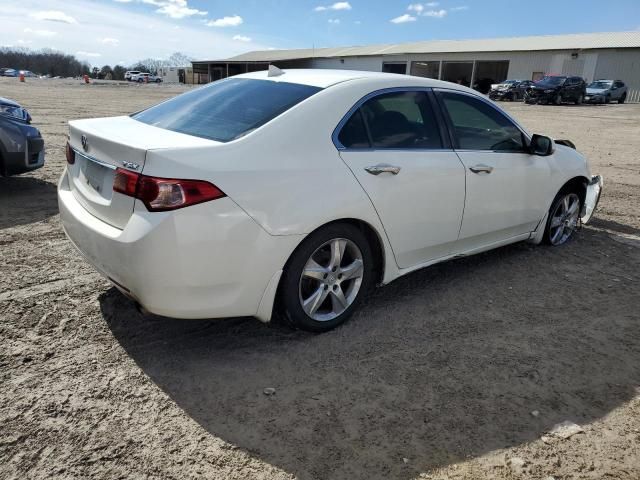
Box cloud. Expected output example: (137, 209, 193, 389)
(314, 2, 352, 12)
(390, 14, 416, 24)
(30, 10, 77, 24)
(408, 4, 424, 13)
(328, 18, 340, 24)
(0, 0, 269, 67)
(232, 35, 251, 42)
(101, 37, 120, 46)
(450, 6, 469, 11)
(76, 51, 102, 57)
(24, 28, 58, 37)
(155, 3, 207, 19)
(426, 2, 439, 6)
(119, 0, 206, 19)
(206, 15, 243, 27)
(424, 9, 447, 17)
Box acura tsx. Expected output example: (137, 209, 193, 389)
(58, 68, 603, 331)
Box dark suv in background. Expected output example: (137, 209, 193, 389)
(0, 97, 45, 176)
(524, 76, 587, 105)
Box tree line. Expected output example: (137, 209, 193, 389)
(1, 48, 193, 80)
(0, 47, 90, 78)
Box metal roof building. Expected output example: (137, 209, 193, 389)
(192, 31, 640, 101)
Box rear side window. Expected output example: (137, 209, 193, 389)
(133, 78, 322, 142)
(439, 92, 525, 151)
(338, 110, 370, 148)
(337, 90, 442, 149)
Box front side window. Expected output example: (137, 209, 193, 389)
(341, 91, 443, 149)
(133, 78, 322, 142)
(439, 92, 525, 152)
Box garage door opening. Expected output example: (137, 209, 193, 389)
(410, 61, 440, 79)
(441, 62, 473, 87)
(383, 62, 407, 74)
(473, 61, 509, 93)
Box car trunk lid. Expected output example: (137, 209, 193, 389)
(67, 116, 216, 229)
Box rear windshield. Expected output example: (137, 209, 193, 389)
(132, 78, 322, 142)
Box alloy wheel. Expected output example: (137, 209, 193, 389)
(298, 238, 364, 322)
(549, 193, 580, 245)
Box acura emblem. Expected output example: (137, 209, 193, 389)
(81, 134, 88, 151)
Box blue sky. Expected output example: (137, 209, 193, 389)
(1, 0, 639, 66)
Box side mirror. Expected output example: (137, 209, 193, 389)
(529, 134, 555, 156)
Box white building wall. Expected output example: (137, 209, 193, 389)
(594, 49, 640, 102)
(305, 48, 639, 101)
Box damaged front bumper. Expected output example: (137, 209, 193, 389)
(581, 175, 603, 224)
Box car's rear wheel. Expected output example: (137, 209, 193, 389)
(554, 93, 562, 105)
(544, 192, 581, 246)
(575, 94, 584, 105)
(619, 93, 627, 104)
(280, 224, 374, 332)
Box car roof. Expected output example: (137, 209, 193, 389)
(234, 68, 472, 91)
(0, 97, 22, 108)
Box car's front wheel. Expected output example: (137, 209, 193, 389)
(545, 192, 582, 245)
(554, 93, 563, 105)
(280, 224, 374, 332)
(619, 93, 627, 104)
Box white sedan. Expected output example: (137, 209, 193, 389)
(58, 68, 603, 331)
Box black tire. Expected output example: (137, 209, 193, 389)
(575, 94, 584, 105)
(280, 223, 375, 332)
(155, 79, 161, 83)
(554, 93, 562, 105)
(619, 93, 626, 104)
(543, 190, 582, 246)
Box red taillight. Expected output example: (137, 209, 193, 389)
(65, 141, 75, 165)
(113, 168, 139, 196)
(113, 167, 225, 212)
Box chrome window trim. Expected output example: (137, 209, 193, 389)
(70, 146, 117, 170)
(331, 86, 451, 152)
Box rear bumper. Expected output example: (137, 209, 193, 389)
(58, 170, 302, 320)
(581, 175, 603, 224)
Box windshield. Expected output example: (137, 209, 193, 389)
(588, 81, 612, 89)
(503, 80, 518, 84)
(133, 78, 322, 142)
(537, 76, 566, 86)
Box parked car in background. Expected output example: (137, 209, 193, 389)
(585, 80, 628, 104)
(1, 68, 18, 77)
(125, 71, 141, 81)
(0, 97, 45, 176)
(489, 80, 534, 101)
(58, 69, 602, 332)
(132, 73, 162, 83)
(525, 76, 587, 105)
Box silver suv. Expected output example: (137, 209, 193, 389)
(585, 80, 628, 104)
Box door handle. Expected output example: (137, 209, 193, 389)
(469, 164, 494, 174)
(365, 164, 401, 175)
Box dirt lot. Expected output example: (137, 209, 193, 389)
(1, 78, 639, 480)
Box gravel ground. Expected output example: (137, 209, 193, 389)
(1, 78, 639, 480)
